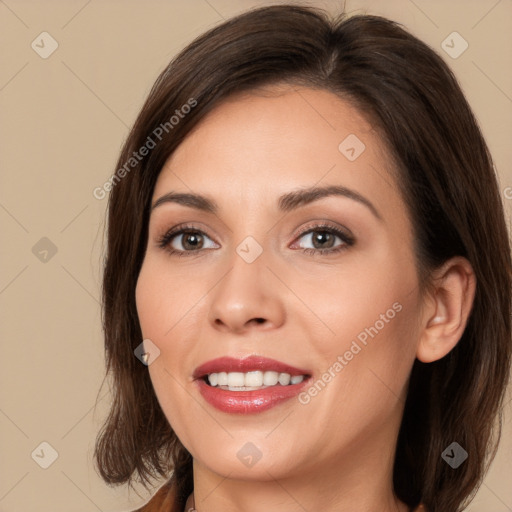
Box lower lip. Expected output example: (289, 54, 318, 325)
(196, 378, 309, 414)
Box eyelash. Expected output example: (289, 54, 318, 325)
(156, 222, 355, 258)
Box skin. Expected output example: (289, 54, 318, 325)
(135, 85, 476, 512)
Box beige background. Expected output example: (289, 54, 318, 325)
(0, 0, 511, 510)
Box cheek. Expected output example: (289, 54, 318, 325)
(310, 256, 420, 405)
(298, 245, 417, 355)
(135, 256, 200, 340)
(342, 286, 420, 401)
(135, 262, 196, 440)
(135, 257, 204, 383)
(307, 297, 419, 437)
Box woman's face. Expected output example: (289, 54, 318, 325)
(136, 86, 424, 483)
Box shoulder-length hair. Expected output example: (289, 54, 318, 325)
(94, 5, 512, 512)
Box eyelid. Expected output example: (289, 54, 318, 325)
(156, 222, 217, 250)
(292, 220, 354, 242)
(289, 221, 355, 251)
(156, 220, 355, 256)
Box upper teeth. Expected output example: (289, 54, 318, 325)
(207, 371, 305, 388)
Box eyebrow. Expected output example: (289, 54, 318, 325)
(151, 185, 382, 220)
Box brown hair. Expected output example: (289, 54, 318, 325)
(93, 5, 512, 511)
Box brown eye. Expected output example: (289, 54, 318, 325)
(177, 231, 205, 251)
(157, 225, 218, 257)
(293, 224, 354, 255)
(305, 230, 337, 249)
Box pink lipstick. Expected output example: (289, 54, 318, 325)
(193, 355, 311, 414)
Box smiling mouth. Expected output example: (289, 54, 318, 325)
(194, 356, 312, 413)
(203, 371, 308, 391)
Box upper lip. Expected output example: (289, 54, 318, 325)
(193, 355, 311, 380)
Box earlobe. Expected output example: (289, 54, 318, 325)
(416, 257, 476, 363)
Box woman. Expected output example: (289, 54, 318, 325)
(93, 5, 512, 512)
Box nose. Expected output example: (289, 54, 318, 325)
(207, 247, 286, 334)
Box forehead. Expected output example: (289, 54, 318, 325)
(152, 86, 399, 217)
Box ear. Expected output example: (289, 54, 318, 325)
(416, 256, 476, 363)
